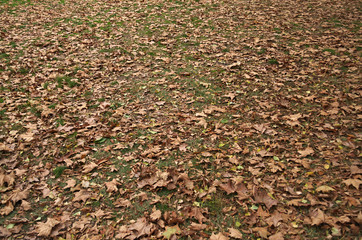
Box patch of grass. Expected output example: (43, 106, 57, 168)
(323, 48, 336, 55)
(268, 58, 279, 65)
(53, 166, 67, 178)
(55, 75, 79, 88)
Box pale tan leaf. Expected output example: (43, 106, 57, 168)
(228, 228, 243, 239)
(210, 232, 229, 240)
(316, 185, 335, 193)
(36, 218, 60, 237)
(343, 179, 362, 189)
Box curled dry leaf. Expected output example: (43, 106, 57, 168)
(315, 185, 335, 193)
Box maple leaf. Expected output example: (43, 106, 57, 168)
(0, 171, 15, 187)
(105, 178, 119, 193)
(266, 211, 283, 227)
(210, 232, 229, 240)
(343, 178, 361, 189)
(36, 218, 60, 237)
(128, 217, 154, 238)
(10, 189, 29, 203)
(64, 179, 77, 189)
(0, 202, 14, 216)
(228, 228, 243, 239)
(162, 225, 181, 239)
(298, 147, 314, 157)
(310, 208, 325, 226)
(72, 190, 92, 202)
(253, 227, 269, 238)
(83, 162, 98, 173)
(254, 189, 278, 209)
(21, 200, 31, 211)
(269, 232, 284, 240)
(19, 131, 34, 142)
(150, 208, 162, 221)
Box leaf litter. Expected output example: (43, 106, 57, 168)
(0, 0, 361, 239)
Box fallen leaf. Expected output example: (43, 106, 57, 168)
(343, 178, 361, 189)
(210, 232, 229, 240)
(36, 218, 60, 237)
(316, 185, 335, 193)
(10, 189, 29, 203)
(253, 227, 269, 238)
(269, 232, 284, 240)
(228, 228, 243, 239)
(128, 217, 154, 238)
(150, 208, 162, 221)
(266, 211, 283, 227)
(64, 179, 77, 189)
(254, 189, 278, 209)
(162, 225, 181, 239)
(0, 202, 14, 216)
(189, 222, 207, 231)
(298, 147, 314, 157)
(105, 178, 118, 193)
(83, 162, 98, 173)
(72, 190, 92, 202)
(310, 208, 325, 225)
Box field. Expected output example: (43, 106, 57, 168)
(0, 0, 361, 239)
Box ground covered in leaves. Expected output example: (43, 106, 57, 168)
(0, 0, 361, 239)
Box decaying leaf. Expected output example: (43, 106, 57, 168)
(162, 225, 181, 239)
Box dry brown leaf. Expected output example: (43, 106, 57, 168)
(0, 171, 15, 188)
(10, 189, 29, 203)
(64, 179, 77, 189)
(228, 228, 243, 239)
(298, 147, 314, 157)
(36, 218, 60, 237)
(315, 185, 335, 193)
(254, 189, 278, 209)
(83, 162, 98, 173)
(189, 222, 207, 231)
(269, 232, 284, 240)
(128, 217, 154, 238)
(150, 208, 162, 221)
(310, 208, 325, 226)
(0, 202, 14, 216)
(72, 190, 92, 202)
(210, 232, 229, 240)
(343, 178, 361, 189)
(105, 178, 118, 193)
(253, 227, 269, 238)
